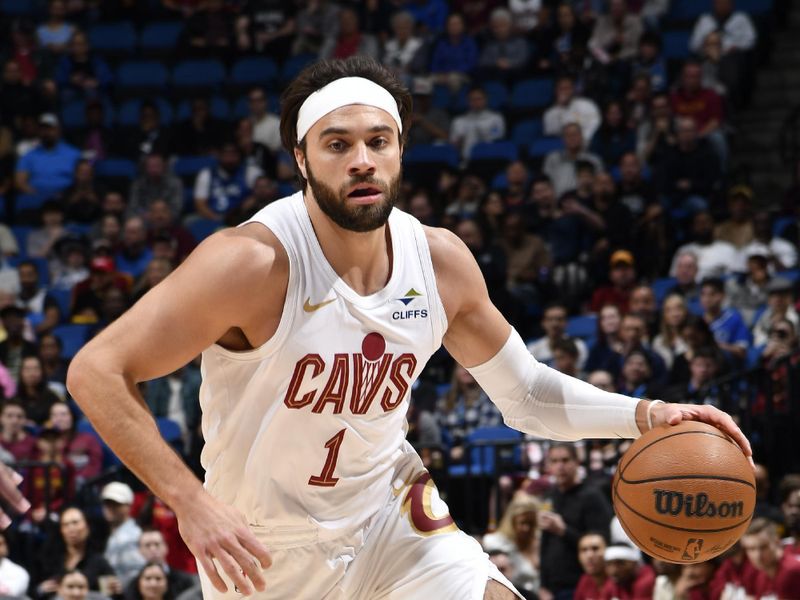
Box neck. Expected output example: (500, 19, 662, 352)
(592, 573, 608, 587)
(304, 192, 392, 296)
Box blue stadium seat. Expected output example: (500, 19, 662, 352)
(431, 84, 452, 110)
(173, 156, 217, 179)
(232, 94, 280, 119)
(736, 0, 773, 14)
(11, 226, 32, 257)
(528, 137, 564, 157)
(566, 314, 597, 340)
(281, 53, 316, 83)
(139, 21, 185, 51)
(668, 0, 711, 21)
(0, 0, 37, 16)
(186, 218, 221, 242)
(14, 194, 49, 214)
(483, 81, 509, 111)
(773, 215, 795, 238)
(512, 119, 543, 148)
(449, 426, 523, 477)
(652, 277, 678, 305)
(510, 79, 554, 111)
(157, 417, 182, 445)
(52, 324, 91, 359)
(780, 268, 800, 283)
(117, 98, 174, 127)
(116, 60, 169, 90)
(176, 97, 231, 122)
(61, 99, 115, 130)
(172, 59, 226, 89)
(230, 56, 279, 88)
(403, 144, 460, 169)
(469, 141, 518, 163)
(94, 158, 137, 179)
(88, 22, 137, 54)
(49, 288, 72, 321)
(662, 30, 692, 59)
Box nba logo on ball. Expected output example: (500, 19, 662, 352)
(612, 421, 756, 563)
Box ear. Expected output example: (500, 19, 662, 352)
(294, 146, 307, 180)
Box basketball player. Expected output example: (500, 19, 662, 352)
(0, 57, 752, 599)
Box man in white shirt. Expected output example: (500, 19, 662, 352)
(449, 87, 506, 161)
(689, 0, 756, 54)
(247, 88, 281, 154)
(670, 211, 737, 280)
(543, 75, 601, 142)
(102, 482, 146, 585)
(0, 530, 29, 597)
(542, 123, 603, 197)
(737, 211, 798, 273)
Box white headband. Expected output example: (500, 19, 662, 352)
(604, 545, 642, 563)
(296, 77, 402, 142)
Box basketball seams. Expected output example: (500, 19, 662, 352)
(619, 473, 756, 488)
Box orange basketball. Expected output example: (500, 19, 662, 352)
(612, 420, 755, 563)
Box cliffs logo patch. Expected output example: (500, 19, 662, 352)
(396, 288, 423, 306)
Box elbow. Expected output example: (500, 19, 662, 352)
(66, 348, 97, 407)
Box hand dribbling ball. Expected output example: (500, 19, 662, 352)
(612, 421, 755, 563)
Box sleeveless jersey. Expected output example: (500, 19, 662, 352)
(198, 191, 447, 532)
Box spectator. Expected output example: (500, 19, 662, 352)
(36, 0, 76, 56)
(668, 250, 701, 302)
(629, 285, 658, 338)
(51, 233, 91, 292)
(128, 154, 184, 218)
(527, 303, 588, 370)
(320, 7, 379, 61)
(0, 305, 38, 381)
(738, 211, 798, 272)
(752, 278, 798, 348)
(714, 185, 755, 249)
(63, 160, 104, 224)
(0, 223, 19, 259)
(36, 506, 117, 596)
(115, 216, 153, 281)
(247, 88, 281, 155)
(588, 0, 643, 65)
(741, 518, 800, 599)
(407, 78, 451, 147)
(709, 543, 758, 599)
(586, 304, 624, 374)
(589, 102, 636, 167)
(700, 30, 736, 99)
(234, 0, 296, 60)
(500, 212, 550, 308)
(49, 400, 102, 487)
(435, 365, 503, 463)
(16, 260, 59, 335)
(670, 212, 737, 280)
(184, 0, 233, 50)
(664, 346, 722, 406)
(477, 8, 529, 81)
(574, 532, 607, 600)
(580, 172, 635, 274)
(652, 294, 689, 370)
(130, 562, 172, 600)
(700, 277, 750, 362)
(101, 482, 146, 585)
(781, 475, 800, 556)
(590, 250, 637, 314)
(631, 31, 667, 92)
(120, 101, 171, 161)
(625, 74, 654, 132)
(39, 332, 69, 385)
(0, 58, 49, 128)
(726, 252, 771, 325)
(71, 256, 131, 323)
(170, 99, 225, 158)
(670, 61, 727, 166)
(689, 0, 756, 56)
(382, 12, 424, 83)
(70, 99, 113, 162)
(618, 312, 668, 383)
(600, 543, 656, 599)
(553, 338, 582, 377)
(0, 400, 35, 461)
(543, 123, 603, 197)
(290, 0, 339, 58)
(131, 257, 173, 303)
(539, 443, 612, 599)
(636, 93, 675, 169)
(449, 87, 505, 161)
(131, 491, 199, 576)
(482, 494, 540, 597)
(753, 464, 785, 524)
(508, 0, 542, 34)
(123, 529, 196, 599)
(617, 348, 659, 398)
(430, 13, 479, 90)
(0, 529, 29, 597)
(144, 200, 196, 263)
(543, 75, 601, 142)
(193, 142, 262, 221)
(16, 354, 62, 424)
(616, 153, 657, 221)
(656, 561, 719, 600)
(15, 113, 82, 204)
(25, 420, 75, 523)
(27, 200, 66, 259)
(235, 116, 276, 179)
(53, 30, 113, 100)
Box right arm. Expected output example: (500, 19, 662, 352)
(67, 225, 286, 594)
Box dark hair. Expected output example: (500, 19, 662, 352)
(639, 31, 662, 50)
(680, 314, 717, 347)
(279, 56, 413, 188)
(57, 568, 89, 585)
(0, 398, 26, 413)
(17, 259, 39, 274)
(692, 346, 719, 363)
(543, 302, 568, 316)
(778, 474, 800, 503)
(700, 277, 725, 294)
(625, 348, 652, 370)
(552, 337, 579, 358)
(549, 442, 578, 461)
(133, 562, 173, 600)
(575, 160, 597, 175)
(531, 174, 553, 188)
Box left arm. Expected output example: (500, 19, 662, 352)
(427, 227, 752, 457)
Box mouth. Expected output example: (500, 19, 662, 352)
(347, 185, 384, 204)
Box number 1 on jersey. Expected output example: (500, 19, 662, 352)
(308, 428, 346, 487)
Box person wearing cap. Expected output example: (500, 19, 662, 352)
(737, 211, 798, 273)
(407, 77, 450, 147)
(71, 256, 131, 323)
(752, 278, 799, 347)
(101, 482, 146, 585)
(14, 112, 81, 204)
(714, 185, 755, 249)
(670, 211, 738, 281)
(64, 56, 752, 600)
(600, 543, 655, 599)
(590, 250, 637, 314)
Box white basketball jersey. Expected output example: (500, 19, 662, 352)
(199, 191, 447, 532)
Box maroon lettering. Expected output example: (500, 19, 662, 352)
(381, 354, 417, 411)
(312, 354, 349, 414)
(283, 354, 325, 409)
(350, 354, 393, 414)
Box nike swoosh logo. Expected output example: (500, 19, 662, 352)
(303, 297, 336, 312)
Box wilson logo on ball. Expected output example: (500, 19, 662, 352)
(653, 490, 744, 518)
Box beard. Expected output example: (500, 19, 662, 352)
(306, 162, 401, 233)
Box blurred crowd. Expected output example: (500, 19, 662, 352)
(0, 0, 798, 599)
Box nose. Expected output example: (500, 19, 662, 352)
(347, 141, 376, 177)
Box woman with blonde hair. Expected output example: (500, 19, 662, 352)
(652, 294, 689, 369)
(482, 493, 540, 595)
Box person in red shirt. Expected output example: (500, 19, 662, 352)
(0, 400, 36, 462)
(131, 490, 197, 574)
(709, 542, 758, 600)
(590, 250, 638, 314)
(741, 518, 800, 599)
(780, 476, 800, 558)
(575, 532, 608, 600)
(600, 543, 655, 600)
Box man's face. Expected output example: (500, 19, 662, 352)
(700, 285, 724, 313)
(0, 405, 25, 436)
(682, 64, 703, 92)
(690, 356, 716, 384)
(123, 218, 147, 248)
(532, 181, 555, 207)
(468, 90, 487, 112)
(542, 307, 567, 338)
(563, 124, 583, 153)
(768, 291, 792, 315)
(556, 79, 575, 105)
(446, 14, 464, 37)
(620, 316, 645, 345)
(623, 354, 649, 384)
(741, 532, 781, 573)
(579, 534, 607, 576)
(60, 508, 89, 546)
(298, 104, 402, 233)
(783, 489, 800, 533)
(59, 572, 89, 600)
(491, 15, 512, 39)
(40, 124, 59, 146)
(677, 118, 698, 147)
(249, 91, 267, 117)
(1, 312, 24, 337)
(18, 264, 38, 291)
(102, 500, 130, 525)
(620, 154, 640, 183)
(145, 156, 165, 179)
(139, 531, 168, 562)
(548, 447, 578, 488)
(609, 263, 635, 287)
(455, 220, 482, 251)
(713, 0, 733, 18)
(592, 173, 615, 198)
(692, 213, 714, 243)
(651, 95, 671, 119)
(606, 559, 638, 585)
(220, 145, 242, 172)
(553, 349, 577, 375)
(3, 60, 20, 84)
(629, 287, 656, 316)
(147, 202, 173, 229)
(675, 254, 698, 284)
